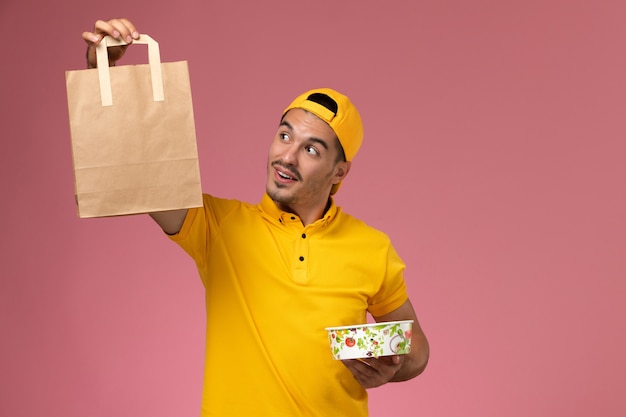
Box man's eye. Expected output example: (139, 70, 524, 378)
(305, 146, 319, 156)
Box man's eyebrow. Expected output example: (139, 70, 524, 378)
(309, 137, 329, 150)
(279, 120, 294, 131)
(279, 120, 329, 150)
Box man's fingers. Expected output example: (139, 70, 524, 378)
(354, 356, 401, 371)
(118, 18, 139, 39)
(91, 19, 139, 44)
(108, 18, 139, 43)
(82, 31, 101, 45)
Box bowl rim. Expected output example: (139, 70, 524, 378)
(324, 319, 413, 332)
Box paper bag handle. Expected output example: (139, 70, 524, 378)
(96, 34, 165, 107)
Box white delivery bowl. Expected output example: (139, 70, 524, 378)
(325, 320, 413, 360)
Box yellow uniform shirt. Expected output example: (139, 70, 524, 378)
(170, 193, 408, 417)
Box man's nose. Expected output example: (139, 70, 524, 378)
(281, 145, 298, 165)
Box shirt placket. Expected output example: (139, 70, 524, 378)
(279, 212, 331, 285)
(293, 228, 309, 284)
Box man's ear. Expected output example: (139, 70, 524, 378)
(333, 161, 351, 185)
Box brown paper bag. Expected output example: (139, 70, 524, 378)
(66, 34, 202, 218)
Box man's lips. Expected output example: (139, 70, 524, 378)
(272, 163, 301, 182)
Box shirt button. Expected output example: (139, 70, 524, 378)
(301, 233, 306, 239)
(299, 256, 304, 261)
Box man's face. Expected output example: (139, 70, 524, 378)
(266, 109, 350, 214)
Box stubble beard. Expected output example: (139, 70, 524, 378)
(266, 160, 336, 211)
(266, 162, 298, 207)
(267, 183, 297, 206)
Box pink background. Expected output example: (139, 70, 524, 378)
(1, 1, 625, 416)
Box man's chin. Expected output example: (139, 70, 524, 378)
(266, 184, 295, 205)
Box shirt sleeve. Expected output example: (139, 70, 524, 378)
(367, 243, 409, 317)
(168, 196, 209, 269)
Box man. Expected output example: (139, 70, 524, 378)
(83, 18, 429, 417)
